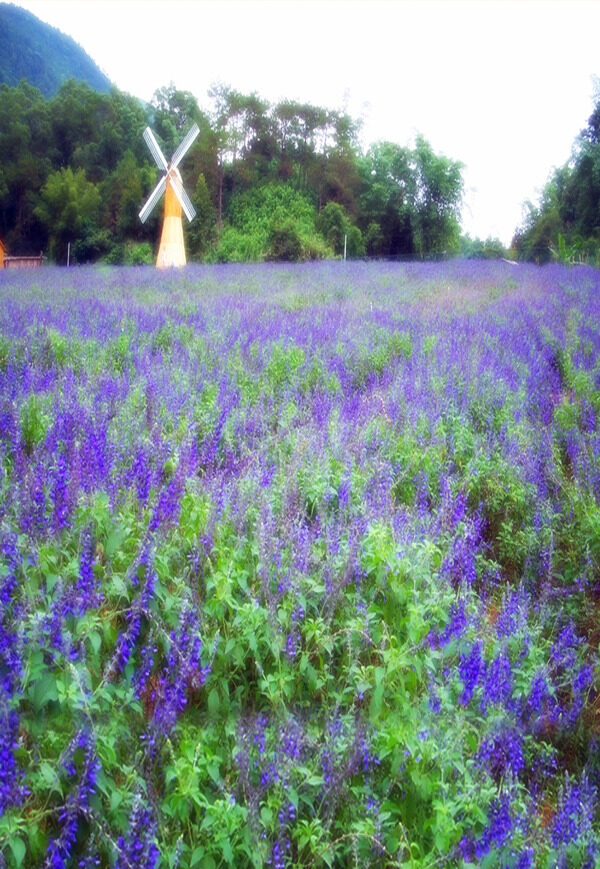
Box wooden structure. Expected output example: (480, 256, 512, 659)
(0, 238, 44, 269)
(139, 124, 199, 268)
(157, 168, 186, 268)
(4, 253, 44, 269)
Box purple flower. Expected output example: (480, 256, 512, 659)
(551, 773, 596, 848)
(46, 728, 100, 866)
(115, 795, 160, 869)
(459, 640, 484, 705)
(481, 647, 513, 712)
(477, 723, 524, 781)
(75, 525, 98, 614)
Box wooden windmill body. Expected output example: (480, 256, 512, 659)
(157, 167, 186, 268)
(139, 124, 199, 268)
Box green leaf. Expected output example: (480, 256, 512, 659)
(190, 846, 205, 867)
(105, 527, 127, 559)
(208, 688, 220, 715)
(38, 761, 60, 792)
(207, 763, 220, 785)
(369, 682, 384, 720)
(109, 574, 127, 597)
(32, 672, 58, 711)
(9, 836, 26, 867)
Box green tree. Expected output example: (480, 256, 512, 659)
(512, 94, 600, 263)
(317, 201, 364, 257)
(359, 142, 416, 256)
(413, 135, 463, 255)
(364, 221, 384, 256)
(0, 81, 52, 252)
(35, 166, 101, 262)
(512, 184, 563, 264)
(185, 173, 217, 260)
(460, 234, 507, 259)
(100, 149, 144, 241)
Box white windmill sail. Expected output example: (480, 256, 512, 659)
(143, 127, 169, 172)
(171, 123, 200, 168)
(139, 176, 167, 224)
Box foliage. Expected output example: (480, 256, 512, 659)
(513, 94, 600, 265)
(460, 234, 508, 260)
(214, 184, 329, 262)
(2, 260, 600, 866)
(0, 78, 465, 263)
(357, 138, 463, 257)
(316, 202, 364, 257)
(35, 167, 101, 263)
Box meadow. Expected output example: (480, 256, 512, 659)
(1, 259, 600, 868)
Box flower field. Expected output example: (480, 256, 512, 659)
(2, 259, 600, 867)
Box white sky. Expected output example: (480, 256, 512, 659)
(11, 0, 600, 245)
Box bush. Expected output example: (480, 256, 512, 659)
(124, 242, 154, 266)
(266, 220, 303, 262)
(215, 184, 332, 263)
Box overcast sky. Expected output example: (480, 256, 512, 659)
(12, 0, 600, 244)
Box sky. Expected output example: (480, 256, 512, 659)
(11, 0, 600, 245)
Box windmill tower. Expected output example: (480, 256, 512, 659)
(139, 123, 199, 268)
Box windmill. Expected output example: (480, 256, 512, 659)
(139, 123, 199, 268)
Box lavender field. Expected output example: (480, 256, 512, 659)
(1, 260, 600, 867)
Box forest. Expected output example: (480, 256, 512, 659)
(512, 93, 600, 265)
(0, 79, 471, 264)
(1, 77, 599, 266)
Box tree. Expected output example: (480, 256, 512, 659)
(359, 142, 416, 256)
(413, 135, 463, 255)
(0, 77, 470, 264)
(267, 220, 303, 261)
(317, 201, 364, 257)
(185, 173, 217, 260)
(101, 149, 144, 242)
(207, 83, 247, 229)
(35, 166, 101, 262)
(0, 81, 52, 251)
(513, 95, 600, 264)
(460, 234, 507, 259)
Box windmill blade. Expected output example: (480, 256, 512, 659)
(171, 123, 200, 169)
(143, 127, 168, 172)
(169, 176, 197, 222)
(139, 175, 167, 223)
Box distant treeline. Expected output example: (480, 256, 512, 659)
(0, 79, 473, 264)
(512, 94, 600, 265)
(4, 78, 597, 266)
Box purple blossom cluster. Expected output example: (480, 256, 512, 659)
(114, 795, 160, 869)
(45, 728, 100, 867)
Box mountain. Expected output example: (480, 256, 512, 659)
(0, 3, 111, 97)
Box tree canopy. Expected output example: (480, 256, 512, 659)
(512, 91, 600, 265)
(0, 78, 467, 264)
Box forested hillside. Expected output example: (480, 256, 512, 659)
(0, 3, 111, 98)
(0, 80, 466, 264)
